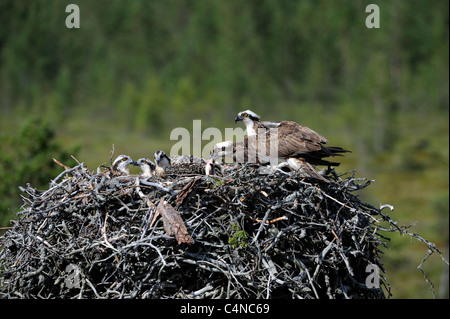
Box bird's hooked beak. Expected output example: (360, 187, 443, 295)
(234, 115, 243, 123)
(131, 161, 139, 166)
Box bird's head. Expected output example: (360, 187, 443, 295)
(134, 158, 155, 177)
(112, 155, 135, 174)
(234, 109, 261, 123)
(235, 110, 261, 136)
(154, 150, 171, 169)
(205, 156, 224, 176)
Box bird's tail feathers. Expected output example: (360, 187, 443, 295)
(322, 146, 351, 157)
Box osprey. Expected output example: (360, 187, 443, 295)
(111, 155, 135, 175)
(234, 109, 280, 136)
(154, 150, 208, 177)
(154, 150, 171, 177)
(134, 158, 156, 177)
(211, 110, 351, 181)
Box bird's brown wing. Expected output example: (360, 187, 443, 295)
(278, 121, 328, 143)
(268, 122, 326, 158)
(232, 121, 344, 165)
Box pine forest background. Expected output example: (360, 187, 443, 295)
(0, 0, 448, 298)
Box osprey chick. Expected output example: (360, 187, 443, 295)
(155, 150, 211, 177)
(154, 150, 171, 177)
(112, 155, 135, 175)
(134, 158, 156, 178)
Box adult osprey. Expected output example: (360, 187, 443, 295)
(111, 155, 135, 175)
(210, 110, 350, 181)
(234, 109, 280, 136)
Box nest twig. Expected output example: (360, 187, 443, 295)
(0, 160, 446, 299)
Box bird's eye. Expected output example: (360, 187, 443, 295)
(243, 113, 248, 117)
(122, 157, 128, 161)
(143, 160, 147, 164)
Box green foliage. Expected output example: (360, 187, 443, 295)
(0, 1, 447, 141)
(0, 0, 448, 298)
(0, 117, 80, 226)
(228, 224, 249, 249)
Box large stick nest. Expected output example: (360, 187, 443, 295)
(0, 159, 442, 299)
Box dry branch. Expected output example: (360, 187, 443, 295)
(0, 159, 446, 299)
(157, 200, 194, 245)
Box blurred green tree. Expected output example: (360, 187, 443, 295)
(0, 117, 80, 226)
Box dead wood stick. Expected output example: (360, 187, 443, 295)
(249, 216, 288, 224)
(251, 209, 271, 245)
(157, 200, 194, 244)
(53, 158, 71, 170)
(101, 212, 120, 262)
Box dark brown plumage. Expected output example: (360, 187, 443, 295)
(268, 120, 350, 167)
(212, 110, 351, 181)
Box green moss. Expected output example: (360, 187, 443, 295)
(228, 224, 249, 249)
